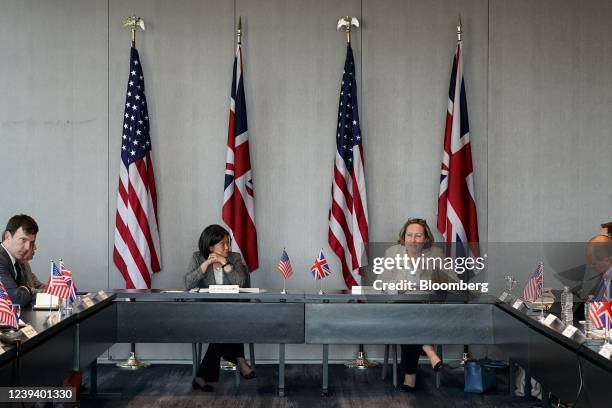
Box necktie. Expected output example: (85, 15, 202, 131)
(14, 261, 22, 284)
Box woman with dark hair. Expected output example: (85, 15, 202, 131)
(185, 224, 255, 392)
(384, 218, 448, 392)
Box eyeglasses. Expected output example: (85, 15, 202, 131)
(215, 237, 232, 248)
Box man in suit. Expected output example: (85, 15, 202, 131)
(0, 214, 39, 306)
(585, 233, 612, 300)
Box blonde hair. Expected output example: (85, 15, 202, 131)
(398, 218, 434, 249)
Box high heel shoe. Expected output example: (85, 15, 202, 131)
(192, 379, 214, 392)
(240, 370, 257, 380)
(433, 361, 444, 372)
(399, 384, 415, 392)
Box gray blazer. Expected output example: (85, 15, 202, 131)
(184, 251, 248, 290)
(0, 245, 32, 307)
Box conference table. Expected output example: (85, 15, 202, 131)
(1, 289, 611, 407)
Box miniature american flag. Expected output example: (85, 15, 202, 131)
(522, 262, 544, 302)
(0, 282, 17, 328)
(277, 250, 293, 279)
(47, 261, 72, 300)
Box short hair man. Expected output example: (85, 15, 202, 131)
(0, 214, 39, 306)
(586, 234, 612, 300)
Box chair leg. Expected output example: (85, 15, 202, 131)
(382, 344, 389, 380)
(191, 343, 198, 377)
(435, 344, 442, 389)
(249, 343, 256, 369)
(392, 345, 398, 388)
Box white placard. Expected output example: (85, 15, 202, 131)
(499, 292, 512, 303)
(209, 285, 239, 294)
(81, 297, 95, 308)
(543, 314, 559, 326)
(512, 299, 524, 310)
(33, 293, 60, 310)
(239, 288, 261, 293)
(542, 314, 567, 332)
(599, 343, 612, 360)
(97, 290, 109, 300)
(352, 286, 364, 295)
(21, 325, 38, 339)
(562, 325, 579, 338)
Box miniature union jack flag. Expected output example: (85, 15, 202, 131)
(310, 249, 332, 281)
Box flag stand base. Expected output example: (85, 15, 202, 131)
(345, 351, 378, 369)
(116, 352, 150, 369)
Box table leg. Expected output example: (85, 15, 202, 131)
(321, 344, 329, 396)
(278, 343, 285, 396)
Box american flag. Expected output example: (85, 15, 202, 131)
(113, 46, 162, 289)
(222, 41, 258, 272)
(278, 250, 294, 279)
(522, 262, 544, 301)
(47, 261, 72, 300)
(59, 260, 77, 302)
(0, 282, 17, 328)
(589, 301, 612, 330)
(328, 45, 369, 289)
(437, 40, 480, 257)
(310, 249, 332, 281)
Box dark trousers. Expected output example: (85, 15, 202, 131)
(400, 344, 423, 376)
(196, 343, 245, 382)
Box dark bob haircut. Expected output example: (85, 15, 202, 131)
(198, 224, 230, 259)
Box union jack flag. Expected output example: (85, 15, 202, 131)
(522, 262, 544, 302)
(59, 260, 77, 302)
(310, 249, 332, 281)
(437, 38, 480, 258)
(222, 40, 258, 272)
(0, 282, 17, 329)
(47, 260, 74, 300)
(278, 250, 293, 279)
(589, 301, 612, 330)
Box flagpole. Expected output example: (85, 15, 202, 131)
(539, 263, 545, 322)
(117, 15, 149, 371)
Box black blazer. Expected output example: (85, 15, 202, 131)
(0, 245, 32, 307)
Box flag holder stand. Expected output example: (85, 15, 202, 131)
(281, 277, 287, 295)
(117, 343, 150, 369)
(345, 345, 378, 369)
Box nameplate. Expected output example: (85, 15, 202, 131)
(352, 286, 364, 295)
(542, 314, 565, 332)
(499, 292, 512, 303)
(21, 325, 38, 339)
(96, 290, 109, 300)
(599, 343, 612, 360)
(512, 299, 526, 311)
(561, 325, 586, 343)
(81, 297, 95, 308)
(209, 285, 239, 294)
(33, 293, 60, 310)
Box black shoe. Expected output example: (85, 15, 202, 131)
(192, 379, 214, 392)
(240, 370, 257, 380)
(399, 384, 415, 392)
(433, 361, 444, 372)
